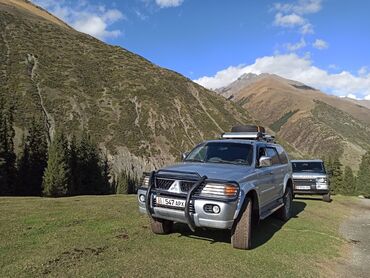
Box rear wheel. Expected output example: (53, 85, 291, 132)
(276, 186, 293, 221)
(323, 193, 331, 202)
(150, 218, 173, 234)
(231, 197, 252, 250)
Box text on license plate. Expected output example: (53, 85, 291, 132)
(295, 185, 311, 190)
(156, 197, 186, 208)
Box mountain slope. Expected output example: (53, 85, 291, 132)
(218, 73, 370, 170)
(344, 97, 370, 110)
(0, 0, 252, 176)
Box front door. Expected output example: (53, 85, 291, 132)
(255, 145, 276, 208)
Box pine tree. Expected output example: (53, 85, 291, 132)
(75, 131, 105, 195)
(16, 137, 30, 196)
(0, 100, 16, 195)
(42, 132, 70, 197)
(356, 150, 370, 197)
(116, 171, 129, 194)
(68, 135, 79, 195)
(115, 169, 138, 194)
(342, 166, 356, 195)
(4, 107, 17, 195)
(102, 153, 111, 194)
(329, 156, 344, 194)
(0, 101, 7, 195)
(17, 118, 48, 196)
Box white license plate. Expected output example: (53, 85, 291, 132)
(156, 197, 186, 208)
(296, 185, 311, 190)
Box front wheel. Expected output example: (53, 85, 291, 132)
(150, 218, 173, 234)
(231, 197, 252, 250)
(322, 193, 331, 202)
(276, 186, 292, 221)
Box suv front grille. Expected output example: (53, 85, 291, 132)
(293, 178, 316, 187)
(180, 181, 195, 192)
(154, 177, 204, 193)
(155, 178, 173, 190)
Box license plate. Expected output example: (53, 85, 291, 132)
(156, 196, 186, 208)
(295, 185, 311, 190)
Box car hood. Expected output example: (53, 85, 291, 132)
(160, 162, 255, 182)
(292, 172, 327, 179)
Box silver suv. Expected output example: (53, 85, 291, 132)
(291, 160, 331, 202)
(137, 127, 293, 250)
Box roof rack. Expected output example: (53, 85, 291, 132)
(221, 132, 276, 143)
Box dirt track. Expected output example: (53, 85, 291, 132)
(335, 198, 370, 277)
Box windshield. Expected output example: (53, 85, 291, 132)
(184, 142, 253, 165)
(292, 162, 325, 173)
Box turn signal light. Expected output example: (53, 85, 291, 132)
(224, 185, 238, 196)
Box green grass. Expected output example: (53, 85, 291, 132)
(0, 195, 354, 277)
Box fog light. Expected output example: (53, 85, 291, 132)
(139, 194, 145, 202)
(212, 205, 220, 214)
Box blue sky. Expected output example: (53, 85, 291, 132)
(33, 0, 370, 99)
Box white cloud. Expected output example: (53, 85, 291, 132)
(194, 54, 370, 100)
(313, 39, 329, 50)
(32, 0, 125, 40)
(285, 38, 306, 51)
(358, 66, 368, 77)
(273, 0, 322, 34)
(274, 13, 305, 27)
(300, 23, 314, 34)
(274, 0, 322, 15)
(346, 94, 360, 100)
(365, 95, 370, 100)
(155, 0, 184, 8)
(134, 9, 148, 20)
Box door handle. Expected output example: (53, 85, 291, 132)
(268, 171, 274, 175)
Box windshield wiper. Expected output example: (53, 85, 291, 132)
(184, 159, 204, 163)
(206, 159, 246, 165)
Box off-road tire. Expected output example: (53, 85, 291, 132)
(231, 197, 252, 250)
(322, 193, 331, 202)
(150, 218, 173, 234)
(276, 186, 293, 221)
(231, 125, 265, 133)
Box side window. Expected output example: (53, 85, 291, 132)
(258, 147, 266, 159)
(256, 146, 266, 167)
(276, 146, 289, 164)
(266, 147, 280, 165)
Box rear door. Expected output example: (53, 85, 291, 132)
(266, 146, 285, 199)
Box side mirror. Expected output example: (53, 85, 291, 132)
(259, 156, 272, 167)
(181, 152, 189, 161)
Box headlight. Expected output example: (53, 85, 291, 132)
(316, 177, 328, 190)
(140, 173, 150, 188)
(200, 183, 239, 198)
(316, 177, 327, 183)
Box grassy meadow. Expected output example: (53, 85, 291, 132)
(0, 195, 354, 277)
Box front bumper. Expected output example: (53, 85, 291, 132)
(294, 189, 329, 195)
(293, 178, 329, 195)
(138, 188, 237, 229)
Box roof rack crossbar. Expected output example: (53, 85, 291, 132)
(220, 132, 276, 143)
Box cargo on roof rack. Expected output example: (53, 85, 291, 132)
(221, 132, 275, 143)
